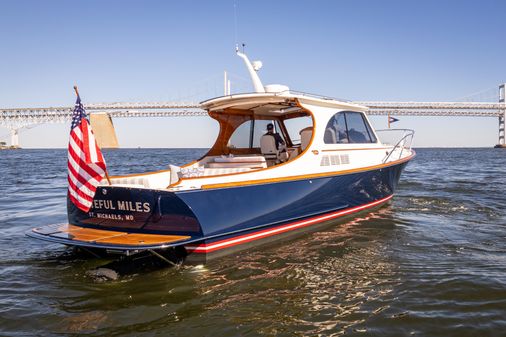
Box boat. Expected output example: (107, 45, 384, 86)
(28, 49, 415, 264)
(0, 141, 20, 150)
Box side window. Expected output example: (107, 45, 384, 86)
(335, 113, 348, 143)
(252, 120, 276, 148)
(362, 114, 377, 143)
(324, 111, 376, 144)
(229, 120, 252, 148)
(345, 112, 372, 143)
(324, 112, 349, 144)
(229, 119, 279, 148)
(283, 116, 312, 145)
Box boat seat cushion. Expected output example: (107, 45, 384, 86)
(324, 127, 337, 144)
(108, 171, 172, 189)
(180, 166, 205, 178)
(260, 134, 278, 157)
(300, 127, 313, 151)
(210, 155, 267, 169)
(203, 167, 252, 176)
(208, 162, 263, 168)
(214, 155, 266, 163)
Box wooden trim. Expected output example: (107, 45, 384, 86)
(52, 224, 190, 246)
(201, 152, 415, 190)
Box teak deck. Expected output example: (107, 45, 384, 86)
(32, 224, 190, 247)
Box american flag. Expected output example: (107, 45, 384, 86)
(67, 92, 107, 212)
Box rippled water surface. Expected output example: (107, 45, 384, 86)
(0, 148, 505, 336)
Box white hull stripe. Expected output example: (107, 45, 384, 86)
(185, 195, 393, 253)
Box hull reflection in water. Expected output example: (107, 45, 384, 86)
(193, 208, 399, 336)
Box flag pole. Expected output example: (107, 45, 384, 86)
(104, 166, 112, 186)
(73, 85, 79, 97)
(73, 85, 112, 186)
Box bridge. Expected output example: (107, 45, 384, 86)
(1, 84, 505, 148)
(0, 102, 205, 148)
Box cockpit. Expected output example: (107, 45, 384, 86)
(199, 103, 314, 170)
(105, 98, 316, 189)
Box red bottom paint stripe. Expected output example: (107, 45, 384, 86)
(185, 194, 393, 253)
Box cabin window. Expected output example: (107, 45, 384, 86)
(228, 119, 278, 149)
(283, 116, 312, 145)
(363, 114, 377, 143)
(252, 120, 280, 147)
(324, 111, 377, 144)
(229, 120, 252, 148)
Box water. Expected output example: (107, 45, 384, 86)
(0, 148, 505, 336)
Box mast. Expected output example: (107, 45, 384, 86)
(236, 45, 265, 93)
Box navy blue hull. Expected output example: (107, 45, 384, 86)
(177, 161, 405, 238)
(66, 159, 409, 258)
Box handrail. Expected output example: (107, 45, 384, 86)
(287, 90, 351, 103)
(375, 129, 415, 163)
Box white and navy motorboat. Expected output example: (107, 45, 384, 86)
(28, 49, 415, 264)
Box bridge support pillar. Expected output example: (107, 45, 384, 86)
(10, 128, 19, 148)
(499, 115, 505, 145)
(496, 84, 506, 148)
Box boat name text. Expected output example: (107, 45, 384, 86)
(92, 199, 151, 213)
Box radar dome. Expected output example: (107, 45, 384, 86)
(264, 84, 290, 93)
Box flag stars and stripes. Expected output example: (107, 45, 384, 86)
(67, 90, 107, 212)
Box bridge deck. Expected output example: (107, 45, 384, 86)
(2, 99, 505, 146)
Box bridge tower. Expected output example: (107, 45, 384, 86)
(497, 84, 506, 148)
(10, 128, 19, 148)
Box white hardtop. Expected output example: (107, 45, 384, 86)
(200, 91, 368, 114)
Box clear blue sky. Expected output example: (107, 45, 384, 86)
(0, 0, 505, 148)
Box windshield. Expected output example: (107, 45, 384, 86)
(229, 119, 280, 149)
(283, 116, 313, 145)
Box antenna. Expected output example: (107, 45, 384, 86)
(233, 0, 239, 46)
(224, 71, 228, 96)
(236, 47, 265, 93)
(232, 3, 264, 93)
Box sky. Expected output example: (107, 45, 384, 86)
(0, 0, 505, 148)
